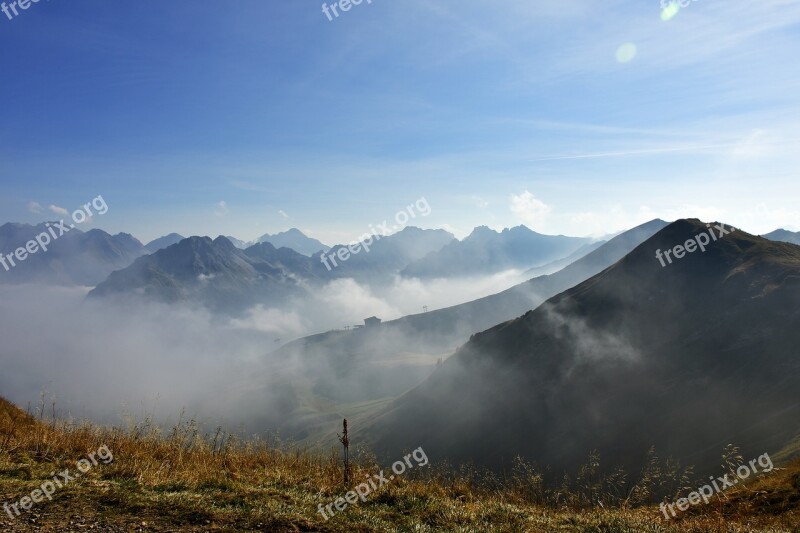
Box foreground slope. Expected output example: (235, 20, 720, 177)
(363, 220, 800, 476)
(1, 396, 798, 532)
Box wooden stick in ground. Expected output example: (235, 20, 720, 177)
(338, 419, 350, 485)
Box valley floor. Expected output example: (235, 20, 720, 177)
(1, 398, 798, 532)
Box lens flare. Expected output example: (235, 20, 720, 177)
(661, 1, 680, 21)
(615, 43, 637, 64)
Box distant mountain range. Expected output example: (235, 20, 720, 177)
(145, 233, 184, 253)
(257, 228, 330, 256)
(315, 226, 455, 282)
(0, 223, 146, 286)
(3, 221, 685, 298)
(402, 225, 592, 278)
(224, 236, 249, 249)
(88, 227, 455, 310)
(143, 229, 329, 256)
(88, 236, 315, 312)
(360, 220, 800, 477)
(764, 229, 800, 246)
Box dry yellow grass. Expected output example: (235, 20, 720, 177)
(1, 397, 798, 532)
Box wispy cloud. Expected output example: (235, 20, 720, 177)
(231, 180, 273, 193)
(510, 191, 551, 229)
(214, 201, 229, 217)
(529, 142, 756, 162)
(49, 204, 69, 216)
(27, 201, 43, 214)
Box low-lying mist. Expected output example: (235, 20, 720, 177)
(236, 269, 528, 336)
(0, 270, 524, 440)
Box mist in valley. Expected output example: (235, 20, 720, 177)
(0, 269, 525, 442)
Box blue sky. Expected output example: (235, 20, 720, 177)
(1, 0, 799, 245)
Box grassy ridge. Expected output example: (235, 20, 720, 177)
(1, 398, 798, 532)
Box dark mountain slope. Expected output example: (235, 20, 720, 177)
(362, 220, 800, 477)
